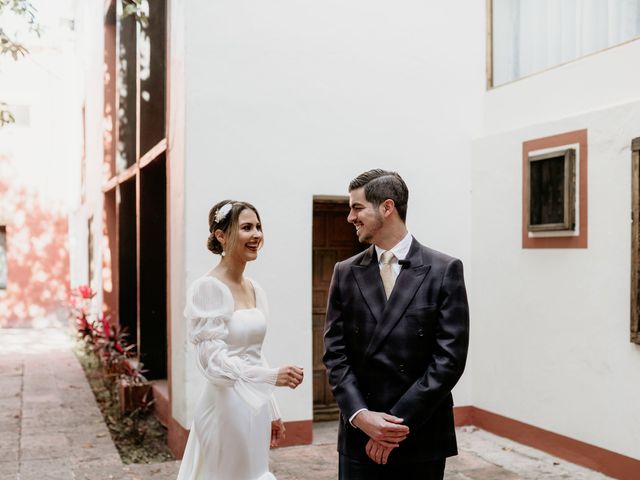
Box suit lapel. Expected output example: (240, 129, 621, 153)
(364, 239, 431, 358)
(351, 246, 386, 324)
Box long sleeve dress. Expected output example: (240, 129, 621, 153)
(176, 276, 281, 480)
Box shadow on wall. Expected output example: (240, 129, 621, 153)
(0, 156, 70, 327)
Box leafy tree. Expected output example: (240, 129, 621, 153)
(0, 0, 41, 127)
(121, 0, 149, 28)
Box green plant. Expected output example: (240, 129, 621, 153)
(70, 284, 152, 412)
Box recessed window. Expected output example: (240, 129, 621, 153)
(522, 129, 588, 249)
(490, 0, 640, 87)
(0, 226, 7, 289)
(527, 149, 576, 232)
(630, 137, 640, 345)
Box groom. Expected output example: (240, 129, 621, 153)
(323, 169, 470, 479)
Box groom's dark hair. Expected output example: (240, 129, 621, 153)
(349, 169, 409, 222)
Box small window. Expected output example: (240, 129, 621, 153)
(0, 226, 7, 289)
(522, 129, 587, 249)
(630, 137, 640, 345)
(527, 149, 576, 232)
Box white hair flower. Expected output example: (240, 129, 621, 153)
(214, 203, 233, 223)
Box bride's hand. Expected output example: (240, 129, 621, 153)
(276, 366, 304, 389)
(271, 419, 286, 447)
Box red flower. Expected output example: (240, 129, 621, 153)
(77, 285, 94, 299)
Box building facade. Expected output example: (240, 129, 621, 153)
(0, 0, 81, 328)
(73, 1, 640, 478)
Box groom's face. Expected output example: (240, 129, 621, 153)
(348, 187, 384, 244)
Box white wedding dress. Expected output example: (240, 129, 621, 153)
(177, 276, 281, 480)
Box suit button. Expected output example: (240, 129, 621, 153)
(418, 329, 424, 337)
(354, 326, 360, 334)
(365, 392, 371, 399)
(399, 364, 405, 373)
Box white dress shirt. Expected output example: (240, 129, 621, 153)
(349, 231, 413, 425)
(374, 231, 413, 278)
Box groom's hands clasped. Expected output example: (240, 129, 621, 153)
(352, 410, 410, 465)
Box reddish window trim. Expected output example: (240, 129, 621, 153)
(522, 129, 588, 249)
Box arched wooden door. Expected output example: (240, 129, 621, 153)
(312, 199, 367, 420)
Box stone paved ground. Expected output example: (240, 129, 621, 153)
(0, 328, 613, 480)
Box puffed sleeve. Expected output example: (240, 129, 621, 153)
(260, 356, 282, 421)
(185, 277, 279, 413)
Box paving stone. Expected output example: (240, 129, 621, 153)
(119, 461, 180, 479)
(0, 376, 22, 399)
(0, 396, 21, 412)
(20, 411, 73, 433)
(20, 432, 70, 460)
(0, 416, 20, 434)
(270, 443, 337, 480)
(67, 431, 120, 463)
(0, 432, 19, 463)
(446, 451, 495, 471)
(444, 473, 470, 480)
(0, 461, 19, 480)
(69, 452, 122, 470)
(19, 458, 73, 480)
(462, 466, 524, 479)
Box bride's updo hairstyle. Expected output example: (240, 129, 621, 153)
(207, 200, 263, 255)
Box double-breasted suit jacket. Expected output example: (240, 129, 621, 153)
(323, 238, 470, 464)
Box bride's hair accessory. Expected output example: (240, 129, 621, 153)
(214, 203, 233, 223)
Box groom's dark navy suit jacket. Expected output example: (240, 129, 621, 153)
(323, 238, 469, 464)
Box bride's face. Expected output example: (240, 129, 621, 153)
(227, 208, 263, 262)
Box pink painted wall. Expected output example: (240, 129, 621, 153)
(0, 156, 70, 327)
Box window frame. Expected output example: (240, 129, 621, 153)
(630, 137, 640, 344)
(0, 225, 6, 289)
(526, 148, 576, 233)
(522, 129, 588, 249)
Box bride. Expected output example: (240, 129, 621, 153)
(177, 200, 304, 480)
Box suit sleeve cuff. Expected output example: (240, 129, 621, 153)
(349, 408, 368, 427)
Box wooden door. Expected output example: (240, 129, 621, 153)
(312, 200, 366, 420)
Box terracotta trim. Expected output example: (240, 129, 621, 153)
(522, 129, 588, 249)
(118, 163, 138, 185)
(168, 416, 189, 459)
(453, 405, 474, 426)
(277, 420, 313, 448)
(139, 138, 167, 169)
(467, 407, 639, 480)
(102, 176, 118, 193)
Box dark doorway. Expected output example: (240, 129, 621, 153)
(312, 199, 366, 421)
(118, 178, 137, 348)
(139, 156, 168, 380)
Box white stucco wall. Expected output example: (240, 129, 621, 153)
(174, 0, 485, 427)
(473, 96, 640, 458)
(484, 38, 640, 136)
(76, 0, 107, 299)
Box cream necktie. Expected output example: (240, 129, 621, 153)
(380, 251, 396, 299)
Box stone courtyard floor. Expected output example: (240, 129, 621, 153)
(0, 328, 613, 480)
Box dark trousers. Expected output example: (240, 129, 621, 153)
(339, 454, 446, 480)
